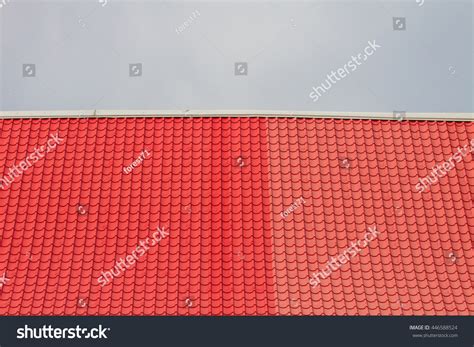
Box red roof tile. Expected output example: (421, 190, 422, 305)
(0, 117, 472, 315)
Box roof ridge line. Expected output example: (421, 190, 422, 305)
(0, 110, 473, 121)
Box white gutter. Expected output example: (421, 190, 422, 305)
(0, 110, 472, 121)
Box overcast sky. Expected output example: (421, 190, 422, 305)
(0, 0, 472, 113)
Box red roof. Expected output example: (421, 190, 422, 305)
(0, 117, 472, 315)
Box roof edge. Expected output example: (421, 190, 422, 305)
(0, 110, 473, 121)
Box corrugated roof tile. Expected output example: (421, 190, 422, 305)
(0, 117, 472, 315)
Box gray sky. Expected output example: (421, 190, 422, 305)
(0, 0, 473, 113)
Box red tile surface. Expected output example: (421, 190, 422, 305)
(268, 119, 473, 315)
(0, 117, 472, 316)
(0, 118, 276, 315)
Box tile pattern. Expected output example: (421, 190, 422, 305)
(0, 117, 472, 315)
(268, 119, 473, 315)
(0, 117, 276, 315)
